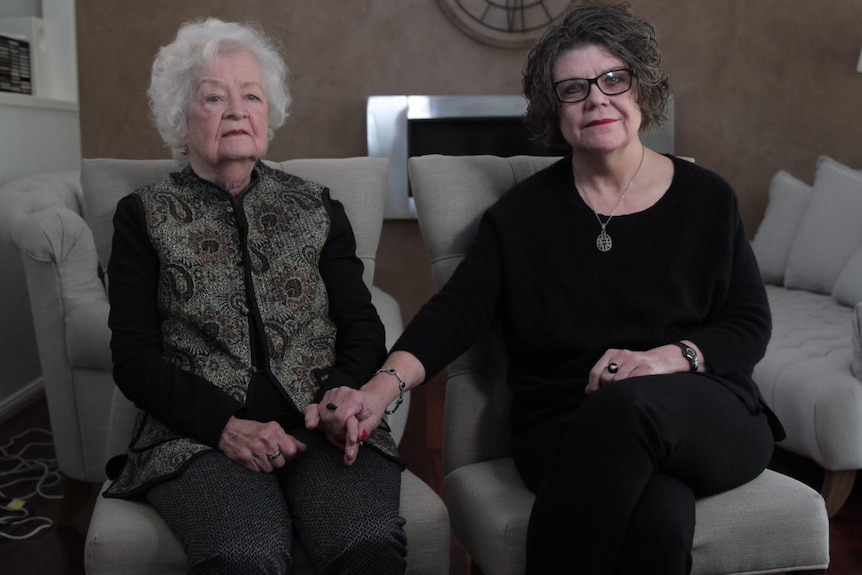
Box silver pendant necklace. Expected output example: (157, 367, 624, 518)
(574, 145, 645, 253)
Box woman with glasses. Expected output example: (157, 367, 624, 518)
(321, 3, 783, 573)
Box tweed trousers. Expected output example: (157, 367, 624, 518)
(146, 426, 406, 575)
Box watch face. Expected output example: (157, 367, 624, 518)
(683, 346, 698, 370)
(674, 342, 698, 371)
(438, 0, 578, 49)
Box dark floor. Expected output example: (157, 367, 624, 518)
(1, 221, 861, 574)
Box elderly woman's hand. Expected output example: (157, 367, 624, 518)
(218, 416, 306, 473)
(304, 386, 389, 467)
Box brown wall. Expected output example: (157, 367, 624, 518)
(76, 0, 862, 232)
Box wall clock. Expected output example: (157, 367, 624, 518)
(437, 0, 578, 49)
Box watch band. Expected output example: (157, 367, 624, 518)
(673, 342, 699, 372)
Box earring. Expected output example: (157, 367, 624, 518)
(180, 145, 188, 155)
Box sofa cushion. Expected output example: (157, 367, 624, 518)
(832, 244, 862, 307)
(754, 286, 862, 470)
(784, 156, 862, 294)
(751, 170, 811, 285)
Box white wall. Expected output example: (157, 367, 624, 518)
(0, 1, 42, 18)
(0, 101, 81, 183)
(0, 0, 80, 419)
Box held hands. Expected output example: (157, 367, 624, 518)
(218, 416, 306, 473)
(585, 342, 703, 394)
(304, 386, 389, 467)
(305, 352, 424, 467)
(219, 353, 419, 471)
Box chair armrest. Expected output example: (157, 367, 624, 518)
(9, 205, 113, 481)
(0, 171, 83, 243)
(12, 206, 112, 365)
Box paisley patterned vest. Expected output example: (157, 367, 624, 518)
(106, 164, 397, 497)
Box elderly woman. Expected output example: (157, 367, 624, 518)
(328, 3, 785, 574)
(104, 18, 406, 575)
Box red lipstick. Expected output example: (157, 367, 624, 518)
(585, 119, 617, 128)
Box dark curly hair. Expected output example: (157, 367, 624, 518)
(522, 2, 669, 148)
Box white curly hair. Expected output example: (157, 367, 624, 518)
(147, 18, 290, 162)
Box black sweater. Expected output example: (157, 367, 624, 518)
(394, 155, 773, 434)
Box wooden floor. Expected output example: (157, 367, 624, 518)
(1, 221, 861, 573)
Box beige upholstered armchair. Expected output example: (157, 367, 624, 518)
(0, 157, 450, 574)
(408, 154, 829, 575)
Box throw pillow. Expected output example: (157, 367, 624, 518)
(833, 245, 862, 306)
(750, 170, 811, 285)
(784, 156, 862, 294)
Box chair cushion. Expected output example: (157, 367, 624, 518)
(445, 459, 828, 575)
(85, 469, 448, 575)
(80, 159, 177, 271)
(445, 459, 533, 575)
(85, 481, 188, 575)
(692, 468, 828, 574)
(408, 154, 559, 289)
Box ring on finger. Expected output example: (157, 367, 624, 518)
(266, 451, 283, 461)
(607, 362, 619, 374)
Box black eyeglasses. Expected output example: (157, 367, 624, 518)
(553, 68, 635, 103)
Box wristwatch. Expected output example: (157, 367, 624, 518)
(674, 342, 699, 372)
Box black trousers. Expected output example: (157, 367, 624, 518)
(512, 374, 775, 575)
(146, 427, 406, 575)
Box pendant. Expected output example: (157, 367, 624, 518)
(596, 230, 613, 252)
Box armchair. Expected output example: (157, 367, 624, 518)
(408, 154, 829, 575)
(0, 157, 449, 574)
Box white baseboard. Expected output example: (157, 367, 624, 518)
(0, 378, 45, 424)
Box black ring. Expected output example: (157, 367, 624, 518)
(266, 451, 282, 461)
(325, 402, 338, 411)
(607, 363, 619, 374)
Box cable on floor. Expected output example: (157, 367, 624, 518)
(0, 427, 62, 540)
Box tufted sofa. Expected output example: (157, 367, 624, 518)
(751, 155, 862, 517)
(0, 158, 450, 574)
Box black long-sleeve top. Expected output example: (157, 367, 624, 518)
(394, 155, 774, 434)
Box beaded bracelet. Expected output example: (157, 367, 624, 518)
(375, 368, 407, 414)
